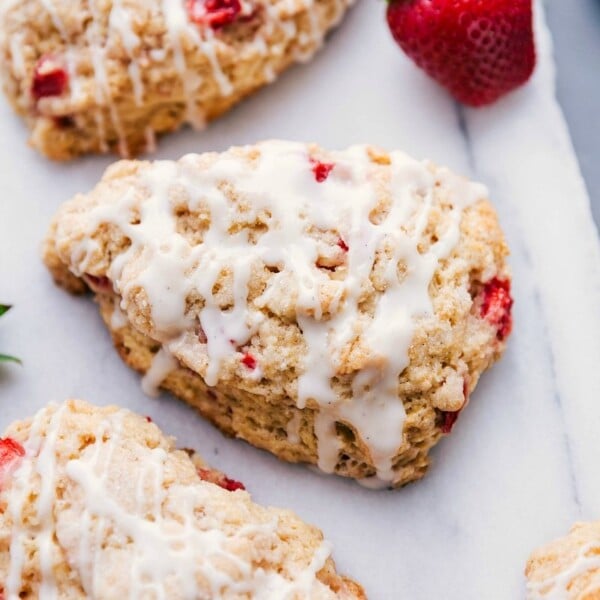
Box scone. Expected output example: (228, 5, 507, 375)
(0, 399, 364, 598)
(44, 140, 513, 488)
(0, 0, 351, 160)
(526, 522, 600, 599)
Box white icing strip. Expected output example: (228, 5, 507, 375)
(65, 141, 483, 485)
(141, 347, 179, 396)
(5, 403, 67, 599)
(35, 404, 67, 598)
(38, 0, 66, 36)
(527, 541, 600, 599)
(110, 303, 129, 328)
(109, 0, 145, 106)
(144, 125, 157, 154)
(161, 0, 206, 129)
(8, 33, 26, 78)
(37, 0, 78, 105)
(88, 0, 129, 156)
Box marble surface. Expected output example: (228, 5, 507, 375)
(1, 2, 600, 598)
(547, 0, 600, 228)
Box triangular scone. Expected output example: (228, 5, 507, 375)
(0, 0, 351, 160)
(44, 140, 512, 488)
(0, 400, 364, 598)
(526, 521, 600, 599)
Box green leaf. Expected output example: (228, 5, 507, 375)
(0, 354, 21, 365)
(0, 304, 19, 364)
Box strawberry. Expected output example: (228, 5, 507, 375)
(31, 55, 68, 100)
(440, 410, 460, 434)
(241, 352, 257, 370)
(309, 158, 335, 183)
(480, 278, 513, 341)
(83, 274, 112, 294)
(386, 0, 536, 106)
(0, 438, 25, 486)
(186, 0, 242, 28)
(337, 238, 349, 252)
(197, 467, 246, 491)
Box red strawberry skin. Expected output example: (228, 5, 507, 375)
(480, 277, 513, 341)
(31, 55, 69, 100)
(386, 0, 536, 107)
(0, 438, 25, 487)
(197, 467, 246, 491)
(186, 0, 242, 28)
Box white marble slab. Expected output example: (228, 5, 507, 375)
(1, 2, 599, 598)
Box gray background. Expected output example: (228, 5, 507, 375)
(547, 0, 600, 227)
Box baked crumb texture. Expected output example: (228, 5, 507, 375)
(0, 0, 351, 159)
(526, 522, 600, 600)
(44, 140, 512, 489)
(0, 399, 364, 598)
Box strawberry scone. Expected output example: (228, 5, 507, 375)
(526, 522, 600, 599)
(0, 0, 351, 160)
(44, 140, 513, 488)
(0, 399, 364, 598)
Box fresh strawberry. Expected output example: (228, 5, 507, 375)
(186, 0, 242, 28)
(386, 0, 535, 106)
(241, 352, 257, 370)
(31, 55, 68, 100)
(337, 238, 349, 252)
(309, 158, 335, 183)
(0, 438, 25, 486)
(83, 274, 112, 294)
(219, 476, 245, 492)
(480, 278, 513, 341)
(197, 467, 246, 491)
(440, 379, 469, 434)
(440, 410, 460, 434)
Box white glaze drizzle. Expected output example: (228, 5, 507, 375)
(63, 141, 485, 485)
(23, 0, 351, 154)
(6, 403, 68, 599)
(527, 540, 600, 599)
(161, 0, 206, 129)
(110, 302, 129, 328)
(36, 0, 83, 105)
(286, 410, 303, 445)
(2, 402, 336, 597)
(144, 125, 157, 154)
(141, 346, 179, 396)
(88, 0, 130, 156)
(109, 0, 145, 106)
